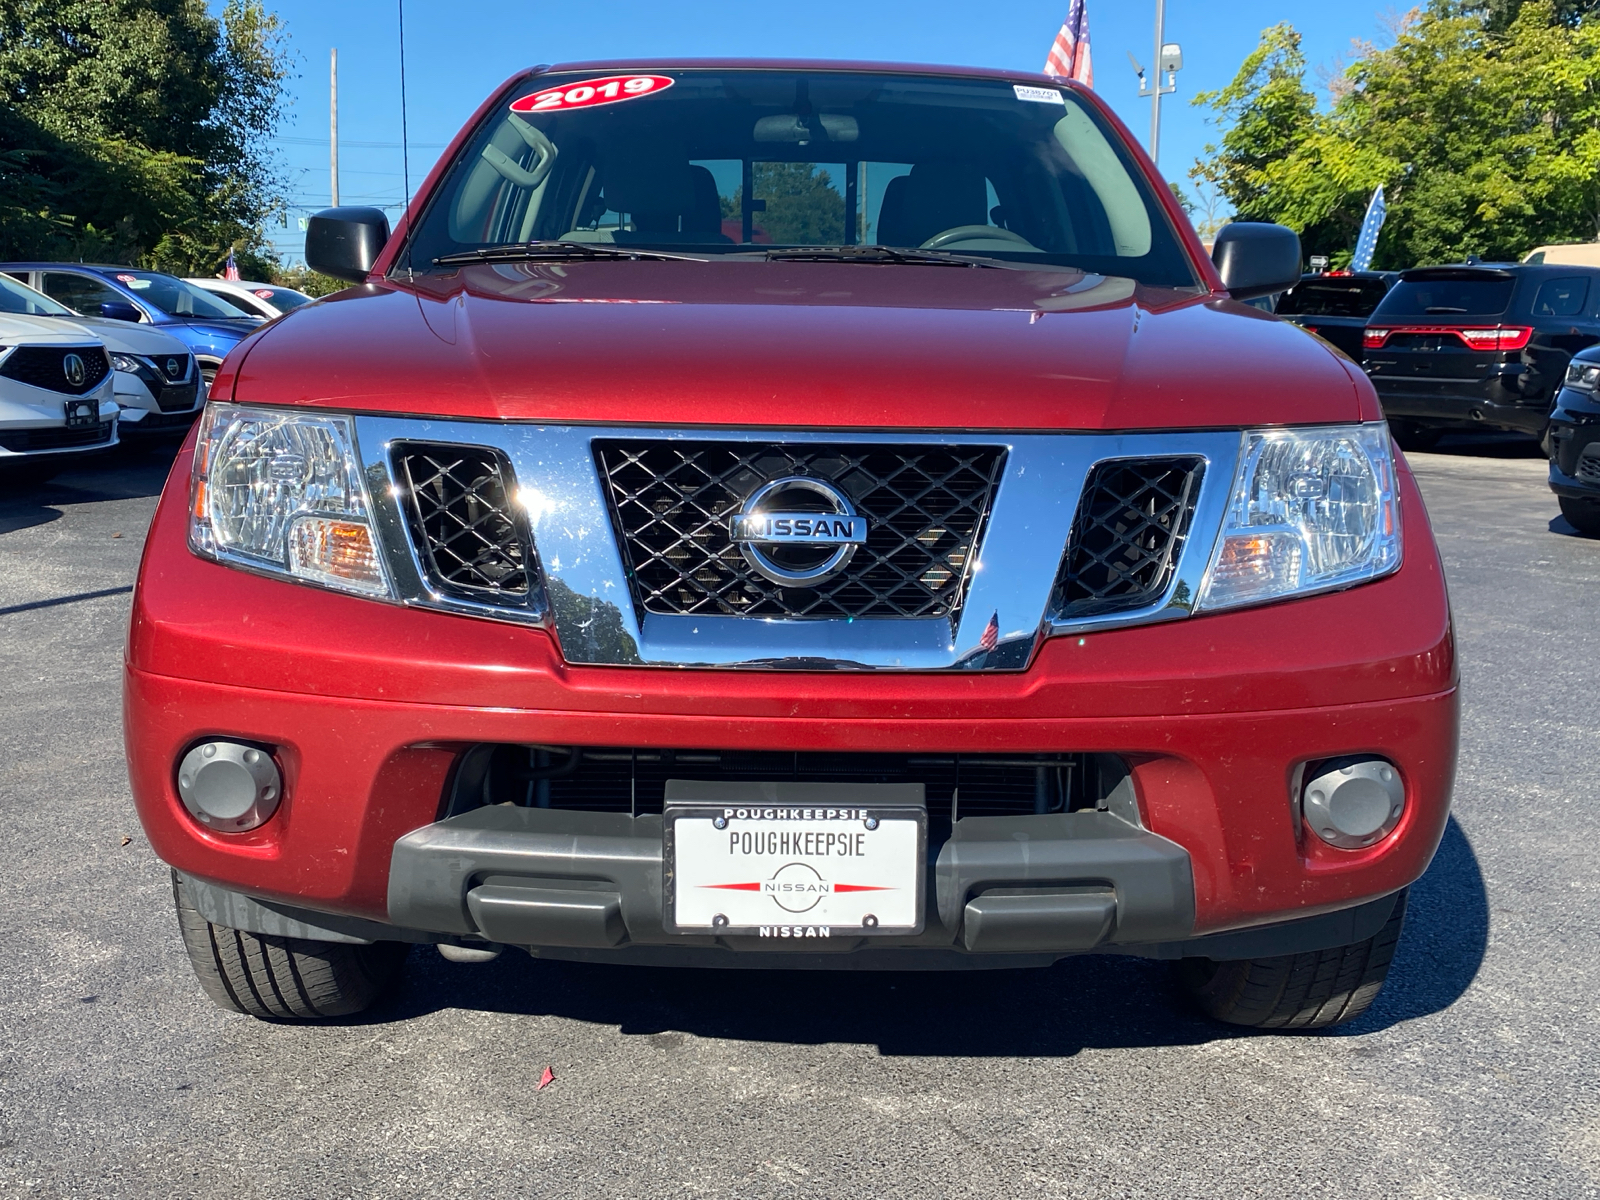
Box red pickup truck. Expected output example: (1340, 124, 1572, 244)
(126, 61, 1456, 1029)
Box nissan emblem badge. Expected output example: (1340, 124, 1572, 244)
(729, 476, 869, 586)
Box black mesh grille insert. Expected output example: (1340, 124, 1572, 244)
(457, 745, 1126, 821)
(1052, 457, 1204, 619)
(0, 421, 114, 452)
(394, 443, 535, 602)
(0, 346, 110, 395)
(594, 440, 1007, 620)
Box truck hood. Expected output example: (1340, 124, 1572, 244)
(229, 261, 1376, 430)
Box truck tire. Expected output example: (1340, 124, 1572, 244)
(1176, 891, 1407, 1030)
(171, 871, 408, 1019)
(1560, 495, 1600, 537)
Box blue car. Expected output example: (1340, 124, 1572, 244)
(0, 264, 262, 394)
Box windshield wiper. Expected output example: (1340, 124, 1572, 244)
(432, 241, 708, 266)
(1424, 306, 1469, 314)
(763, 244, 1004, 269)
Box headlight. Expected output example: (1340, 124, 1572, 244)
(1564, 360, 1600, 391)
(189, 404, 392, 598)
(109, 352, 143, 374)
(1197, 423, 1401, 612)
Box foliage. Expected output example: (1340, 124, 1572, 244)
(721, 162, 846, 244)
(1168, 181, 1195, 217)
(271, 264, 346, 297)
(0, 0, 292, 274)
(1193, 2, 1600, 267)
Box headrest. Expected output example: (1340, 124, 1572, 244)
(602, 147, 695, 217)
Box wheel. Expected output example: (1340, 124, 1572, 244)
(1560, 495, 1600, 536)
(171, 870, 408, 1019)
(1176, 890, 1407, 1030)
(1388, 420, 1443, 453)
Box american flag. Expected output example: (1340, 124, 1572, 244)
(223, 250, 240, 282)
(978, 611, 999, 652)
(1044, 0, 1093, 87)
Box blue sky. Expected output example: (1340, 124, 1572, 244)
(251, 1, 1396, 262)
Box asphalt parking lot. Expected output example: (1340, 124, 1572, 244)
(1, 436, 1596, 1199)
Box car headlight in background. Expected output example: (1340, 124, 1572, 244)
(1197, 423, 1401, 612)
(189, 404, 392, 598)
(1563, 360, 1600, 391)
(109, 352, 143, 374)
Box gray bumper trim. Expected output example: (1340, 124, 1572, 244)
(385, 804, 1197, 956)
(177, 873, 436, 945)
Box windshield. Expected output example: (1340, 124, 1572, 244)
(1374, 276, 1514, 318)
(1277, 278, 1391, 318)
(111, 271, 250, 320)
(0, 273, 76, 317)
(405, 69, 1196, 286)
(251, 286, 311, 310)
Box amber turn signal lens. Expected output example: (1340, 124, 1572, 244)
(285, 516, 387, 594)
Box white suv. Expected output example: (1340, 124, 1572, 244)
(0, 272, 198, 439)
(0, 314, 118, 480)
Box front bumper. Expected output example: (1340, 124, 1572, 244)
(126, 437, 1458, 963)
(1546, 385, 1600, 498)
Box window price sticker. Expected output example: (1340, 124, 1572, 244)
(510, 75, 675, 115)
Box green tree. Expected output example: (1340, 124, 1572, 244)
(722, 162, 845, 244)
(0, 0, 291, 275)
(1194, 2, 1600, 267)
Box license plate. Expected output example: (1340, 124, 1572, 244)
(665, 789, 925, 937)
(63, 398, 96, 429)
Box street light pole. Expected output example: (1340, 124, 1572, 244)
(1130, 2, 1182, 169)
(1150, 0, 1165, 165)
(330, 47, 340, 208)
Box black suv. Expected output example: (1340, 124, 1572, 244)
(1363, 263, 1600, 450)
(1275, 270, 1398, 361)
(1546, 346, 1600, 535)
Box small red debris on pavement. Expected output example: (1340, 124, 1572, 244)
(537, 1066, 554, 1090)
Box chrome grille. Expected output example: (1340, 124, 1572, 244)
(595, 440, 1006, 620)
(394, 443, 534, 602)
(1052, 457, 1204, 618)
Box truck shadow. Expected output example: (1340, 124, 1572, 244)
(373, 817, 1488, 1053)
(0, 445, 178, 536)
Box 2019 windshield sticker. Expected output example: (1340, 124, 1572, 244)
(510, 74, 675, 115)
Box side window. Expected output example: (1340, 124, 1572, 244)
(1532, 276, 1588, 318)
(40, 272, 128, 316)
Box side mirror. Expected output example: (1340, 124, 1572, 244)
(99, 300, 142, 322)
(1211, 222, 1302, 302)
(305, 206, 391, 284)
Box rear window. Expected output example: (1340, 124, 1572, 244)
(1532, 276, 1589, 317)
(1276, 278, 1391, 317)
(1373, 276, 1514, 318)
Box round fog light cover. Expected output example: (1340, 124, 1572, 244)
(177, 740, 282, 831)
(1303, 757, 1405, 849)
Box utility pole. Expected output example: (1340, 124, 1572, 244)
(330, 47, 340, 207)
(1130, 0, 1183, 168)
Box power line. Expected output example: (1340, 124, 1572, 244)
(273, 135, 446, 149)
